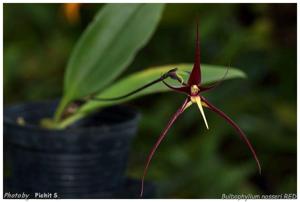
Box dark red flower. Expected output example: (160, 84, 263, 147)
(140, 22, 261, 197)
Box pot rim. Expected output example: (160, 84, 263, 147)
(4, 99, 140, 134)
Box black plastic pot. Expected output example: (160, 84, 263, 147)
(4, 100, 153, 199)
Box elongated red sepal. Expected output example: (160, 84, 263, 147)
(140, 98, 190, 197)
(201, 96, 261, 174)
(163, 81, 190, 95)
(188, 21, 201, 85)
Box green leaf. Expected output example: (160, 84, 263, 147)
(55, 4, 164, 121)
(58, 63, 246, 128)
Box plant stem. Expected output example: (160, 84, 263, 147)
(56, 112, 85, 129)
(90, 77, 163, 101)
(53, 97, 69, 123)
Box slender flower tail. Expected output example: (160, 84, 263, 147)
(140, 98, 191, 197)
(201, 96, 261, 174)
(200, 66, 229, 93)
(188, 20, 201, 85)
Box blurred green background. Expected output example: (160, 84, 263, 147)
(4, 3, 296, 198)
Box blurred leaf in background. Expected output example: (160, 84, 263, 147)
(3, 3, 296, 198)
(55, 3, 165, 122)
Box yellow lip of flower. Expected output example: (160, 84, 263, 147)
(189, 96, 209, 130)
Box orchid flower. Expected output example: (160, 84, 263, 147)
(139, 23, 261, 197)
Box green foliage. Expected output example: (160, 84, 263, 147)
(55, 4, 165, 121)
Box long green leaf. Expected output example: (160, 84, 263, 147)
(55, 4, 164, 121)
(58, 64, 246, 128)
